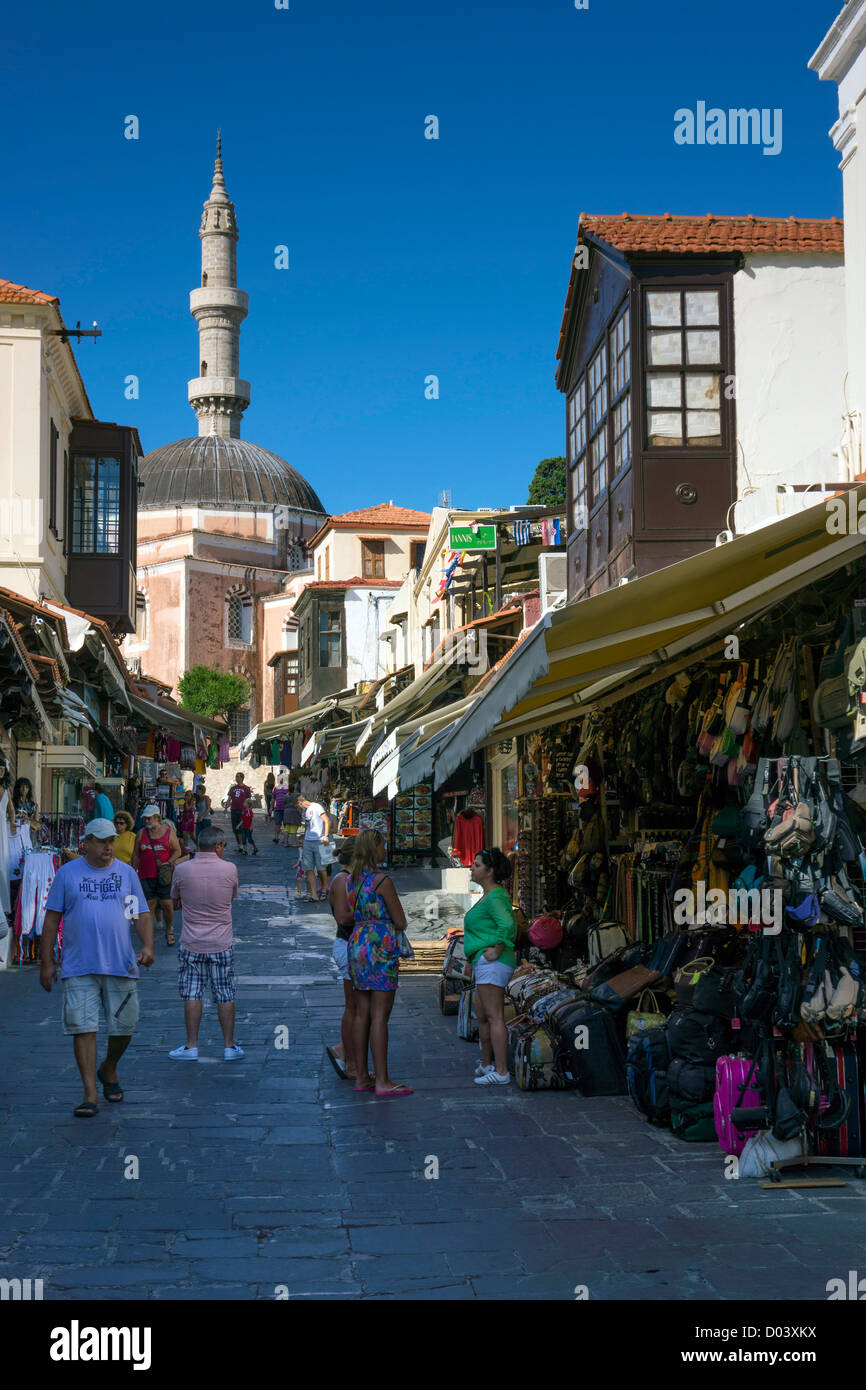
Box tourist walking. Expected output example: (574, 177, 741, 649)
(180, 790, 198, 852)
(264, 771, 276, 821)
(195, 784, 212, 833)
(325, 849, 362, 1080)
(92, 783, 115, 821)
(39, 817, 153, 1116)
(112, 811, 137, 864)
(297, 794, 331, 901)
(271, 778, 288, 844)
(132, 805, 182, 947)
(240, 800, 257, 855)
(168, 824, 243, 1061)
(227, 773, 252, 852)
(346, 830, 412, 1098)
(464, 848, 517, 1086)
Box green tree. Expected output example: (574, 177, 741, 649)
(177, 666, 250, 722)
(527, 456, 566, 508)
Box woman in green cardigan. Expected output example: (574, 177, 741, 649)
(463, 847, 517, 1086)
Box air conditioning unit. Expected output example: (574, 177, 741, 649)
(539, 552, 567, 613)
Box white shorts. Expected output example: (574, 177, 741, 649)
(332, 937, 350, 982)
(473, 956, 514, 989)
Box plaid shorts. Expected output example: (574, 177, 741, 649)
(177, 947, 235, 1003)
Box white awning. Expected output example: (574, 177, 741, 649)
(370, 695, 477, 797)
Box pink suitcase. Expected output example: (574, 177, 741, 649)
(714, 1054, 763, 1156)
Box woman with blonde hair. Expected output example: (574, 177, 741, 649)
(112, 811, 137, 865)
(346, 829, 412, 1097)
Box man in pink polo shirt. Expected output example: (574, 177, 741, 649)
(167, 824, 243, 1061)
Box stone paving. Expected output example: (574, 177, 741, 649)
(1, 821, 865, 1301)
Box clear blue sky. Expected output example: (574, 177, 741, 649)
(2, 0, 845, 515)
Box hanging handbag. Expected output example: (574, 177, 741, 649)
(625, 988, 667, 1039)
(397, 931, 415, 961)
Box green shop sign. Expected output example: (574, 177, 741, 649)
(449, 525, 496, 551)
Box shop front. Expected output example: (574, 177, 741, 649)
(431, 493, 866, 1170)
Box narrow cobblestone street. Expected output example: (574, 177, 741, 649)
(1, 819, 865, 1302)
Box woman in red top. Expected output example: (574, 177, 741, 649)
(133, 805, 182, 947)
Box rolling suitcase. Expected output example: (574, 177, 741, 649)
(555, 999, 628, 1096)
(816, 1039, 864, 1158)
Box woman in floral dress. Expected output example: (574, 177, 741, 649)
(347, 830, 412, 1097)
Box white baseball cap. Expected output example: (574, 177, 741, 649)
(142, 803, 161, 818)
(84, 817, 117, 840)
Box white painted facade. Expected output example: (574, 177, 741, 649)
(0, 298, 92, 605)
(811, 0, 866, 474)
(344, 586, 392, 686)
(731, 253, 848, 532)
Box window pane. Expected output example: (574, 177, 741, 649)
(613, 397, 631, 473)
(573, 496, 588, 531)
(646, 374, 682, 408)
(590, 428, 608, 497)
(686, 410, 721, 444)
(685, 373, 721, 408)
(685, 290, 719, 325)
(647, 330, 682, 365)
(646, 291, 681, 326)
(685, 329, 720, 364)
(71, 454, 120, 554)
(647, 410, 683, 446)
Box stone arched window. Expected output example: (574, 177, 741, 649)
(226, 589, 253, 645)
(200, 360, 208, 376)
(202, 272, 208, 287)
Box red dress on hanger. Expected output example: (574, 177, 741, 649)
(453, 808, 484, 867)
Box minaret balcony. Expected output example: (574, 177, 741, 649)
(189, 287, 249, 317)
(188, 376, 251, 405)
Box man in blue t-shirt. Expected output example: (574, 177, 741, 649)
(40, 817, 153, 1118)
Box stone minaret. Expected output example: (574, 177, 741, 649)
(187, 133, 250, 438)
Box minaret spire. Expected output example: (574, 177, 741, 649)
(187, 134, 250, 438)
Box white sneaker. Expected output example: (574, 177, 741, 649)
(474, 1062, 495, 1077)
(224, 1044, 245, 1061)
(169, 1045, 198, 1060)
(474, 1069, 510, 1086)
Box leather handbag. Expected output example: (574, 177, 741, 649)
(625, 988, 667, 1040)
(589, 965, 664, 1012)
(674, 957, 715, 1009)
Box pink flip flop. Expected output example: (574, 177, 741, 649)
(375, 1086, 414, 1098)
(353, 1082, 375, 1092)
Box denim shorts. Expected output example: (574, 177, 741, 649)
(473, 957, 514, 989)
(62, 975, 140, 1036)
(302, 839, 327, 871)
(332, 937, 350, 982)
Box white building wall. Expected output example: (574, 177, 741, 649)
(344, 588, 390, 687)
(732, 254, 847, 532)
(811, 1, 866, 456)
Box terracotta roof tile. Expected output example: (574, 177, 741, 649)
(300, 577, 404, 590)
(0, 279, 59, 305)
(557, 212, 844, 363)
(329, 502, 431, 527)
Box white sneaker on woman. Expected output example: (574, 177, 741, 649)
(474, 1069, 510, 1086)
(474, 1062, 494, 1077)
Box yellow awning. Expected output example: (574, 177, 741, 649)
(430, 491, 866, 786)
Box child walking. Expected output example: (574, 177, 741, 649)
(240, 801, 258, 856)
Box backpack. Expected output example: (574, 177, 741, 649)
(668, 1057, 717, 1104)
(670, 1098, 717, 1142)
(626, 1027, 672, 1125)
(763, 759, 815, 860)
(666, 1008, 730, 1065)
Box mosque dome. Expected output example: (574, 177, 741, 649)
(138, 435, 324, 512)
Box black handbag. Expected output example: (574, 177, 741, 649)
(691, 966, 738, 1021)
